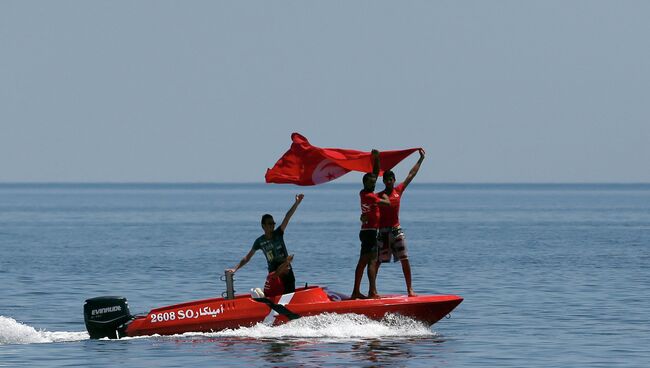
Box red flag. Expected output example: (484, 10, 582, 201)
(265, 133, 420, 186)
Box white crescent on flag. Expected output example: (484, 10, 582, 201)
(311, 159, 349, 185)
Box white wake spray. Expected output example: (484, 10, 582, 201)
(0, 316, 88, 345)
(1, 313, 436, 344)
(139, 313, 437, 342)
(211, 313, 436, 339)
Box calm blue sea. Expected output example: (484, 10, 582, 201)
(1, 183, 649, 367)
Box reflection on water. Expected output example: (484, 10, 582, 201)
(351, 337, 447, 366)
(132, 334, 449, 366)
(242, 336, 449, 366)
(261, 341, 295, 364)
(353, 338, 413, 365)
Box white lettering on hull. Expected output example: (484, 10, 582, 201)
(149, 305, 225, 323)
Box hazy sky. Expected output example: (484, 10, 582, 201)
(2, 1, 649, 183)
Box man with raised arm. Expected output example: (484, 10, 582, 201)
(226, 194, 304, 294)
(352, 149, 391, 299)
(376, 149, 425, 297)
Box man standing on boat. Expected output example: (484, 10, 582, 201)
(376, 149, 425, 297)
(226, 194, 304, 294)
(352, 149, 391, 299)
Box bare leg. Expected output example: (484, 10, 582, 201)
(367, 258, 379, 298)
(400, 259, 416, 297)
(351, 255, 369, 299)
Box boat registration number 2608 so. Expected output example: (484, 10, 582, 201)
(150, 305, 225, 323)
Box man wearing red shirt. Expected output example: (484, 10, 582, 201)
(377, 149, 425, 297)
(264, 255, 294, 298)
(352, 149, 390, 299)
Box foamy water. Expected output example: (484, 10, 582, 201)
(212, 313, 434, 339)
(0, 316, 88, 345)
(1, 313, 433, 346)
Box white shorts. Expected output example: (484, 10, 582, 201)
(378, 227, 408, 263)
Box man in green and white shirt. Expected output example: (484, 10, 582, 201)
(226, 194, 304, 294)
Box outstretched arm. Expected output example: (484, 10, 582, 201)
(279, 194, 304, 232)
(371, 149, 380, 177)
(226, 247, 256, 274)
(403, 149, 426, 189)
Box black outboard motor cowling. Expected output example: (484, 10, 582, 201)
(84, 296, 132, 339)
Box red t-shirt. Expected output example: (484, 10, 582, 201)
(360, 190, 381, 229)
(264, 271, 285, 297)
(378, 183, 405, 228)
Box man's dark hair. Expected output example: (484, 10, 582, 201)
(261, 214, 274, 225)
(362, 173, 376, 185)
(383, 170, 396, 181)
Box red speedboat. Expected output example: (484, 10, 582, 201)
(84, 283, 463, 339)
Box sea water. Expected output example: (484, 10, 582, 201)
(1, 183, 649, 367)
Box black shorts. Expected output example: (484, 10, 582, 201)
(280, 267, 295, 293)
(359, 229, 378, 256)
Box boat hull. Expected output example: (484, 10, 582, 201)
(124, 286, 462, 337)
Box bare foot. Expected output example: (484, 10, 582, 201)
(350, 292, 367, 300)
(407, 289, 417, 297)
(367, 293, 381, 299)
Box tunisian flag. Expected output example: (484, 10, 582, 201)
(265, 133, 420, 186)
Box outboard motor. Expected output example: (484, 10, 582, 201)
(84, 296, 132, 339)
